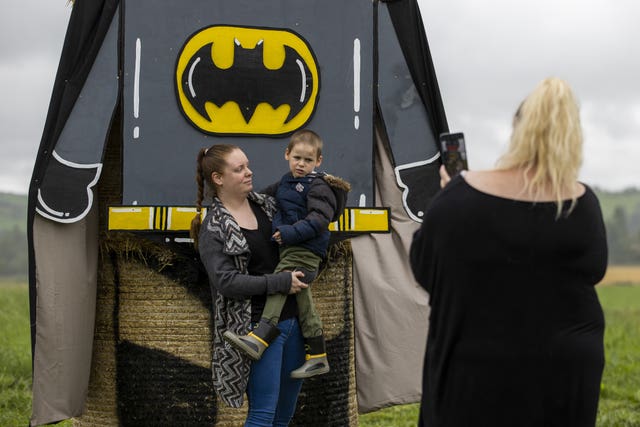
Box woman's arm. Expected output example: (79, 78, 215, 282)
(198, 229, 292, 300)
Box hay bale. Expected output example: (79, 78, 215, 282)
(74, 235, 358, 426)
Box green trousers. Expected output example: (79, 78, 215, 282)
(261, 247, 323, 338)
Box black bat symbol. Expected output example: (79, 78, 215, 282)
(183, 40, 313, 124)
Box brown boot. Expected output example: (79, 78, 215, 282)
(223, 319, 280, 361)
(290, 335, 330, 378)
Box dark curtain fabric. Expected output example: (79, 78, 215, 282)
(383, 0, 449, 136)
(27, 0, 120, 361)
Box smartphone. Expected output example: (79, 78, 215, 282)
(439, 132, 468, 177)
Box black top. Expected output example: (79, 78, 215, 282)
(243, 200, 297, 323)
(410, 176, 608, 427)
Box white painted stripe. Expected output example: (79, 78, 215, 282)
(133, 126, 139, 139)
(359, 193, 366, 207)
(296, 59, 306, 102)
(350, 209, 356, 230)
(354, 115, 359, 130)
(174, 237, 194, 243)
(353, 38, 361, 113)
(52, 150, 102, 169)
(167, 207, 172, 229)
(36, 190, 65, 217)
(111, 207, 142, 213)
(134, 38, 141, 118)
(188, 57, 201, 98)
(149, 209, 154, 230)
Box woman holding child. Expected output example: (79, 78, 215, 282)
(190, 143, 307, 427)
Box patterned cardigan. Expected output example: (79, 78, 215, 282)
(199, 192, 280, 407)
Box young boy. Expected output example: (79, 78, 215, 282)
(223, 129, 350, 378)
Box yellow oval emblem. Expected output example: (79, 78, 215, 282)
(175, 25, 320, 136)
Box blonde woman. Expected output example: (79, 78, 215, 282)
(410, 78, 607, 427)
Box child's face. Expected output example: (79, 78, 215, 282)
(285, 142, 322, 178)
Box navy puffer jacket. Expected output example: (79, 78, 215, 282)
(269, 172, 349, 257)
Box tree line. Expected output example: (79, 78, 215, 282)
(1, 190, 640, 280)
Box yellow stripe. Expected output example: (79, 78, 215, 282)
(248, 332, 269, 347)
(305, 352, 327, 360)
(167, 207, 202, 231)
(108, 206, 389, 233)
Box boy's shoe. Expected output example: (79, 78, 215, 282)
(223, 319, 279, 361)
(291, 335, 330, 378)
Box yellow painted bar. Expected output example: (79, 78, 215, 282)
(108, 207, 154, 230)
(167, 207, 204, 231)
(108, 206, 389, 233)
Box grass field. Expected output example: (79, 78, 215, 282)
(2, 269, 639, 426)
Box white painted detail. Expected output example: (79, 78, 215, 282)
(188, 57, 201, 98)
(134, 38, 141, 118)
(359, 194, 366, 207)
(34, 151, 103, 223)
(111, 207, 143, 213)
(354, 115, 360, 130)
(133, 126, 139, 139)
(36, 192, 65, 218)
(174, 237, 194, 243)
(394, 153, 441, 223)
(296, 59, 306, 102)
(353, 38, 361, 113)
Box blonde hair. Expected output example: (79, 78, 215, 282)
(287, 129, 323, 158)
(190, 144, 240, 249)
(496, 77, 583, 217)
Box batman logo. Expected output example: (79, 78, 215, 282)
(175, 25, 320, 136)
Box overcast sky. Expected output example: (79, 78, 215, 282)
(1, 0, 638, 194)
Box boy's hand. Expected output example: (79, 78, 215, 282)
(272, 230, 283, 245)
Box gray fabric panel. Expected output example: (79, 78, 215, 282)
(377, 4, 437, 165)
(54, 6, 119, 164)
(352, 127, 430, 413)
(30, 205, 98, 426)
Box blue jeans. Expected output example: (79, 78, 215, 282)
(245, 317, 305, 427)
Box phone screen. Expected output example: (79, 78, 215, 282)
(439, 132, 468, 177)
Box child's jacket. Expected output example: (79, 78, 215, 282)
(268, 172, 350, 257)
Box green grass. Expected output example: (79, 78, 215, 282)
(1, 280, 638, 426)
(595, 285, 640, 426)
(0, 281, 33, 427)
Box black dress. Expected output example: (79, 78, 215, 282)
(410, 175, 607, 427)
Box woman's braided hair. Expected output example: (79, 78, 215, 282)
(190, 144, 240, 249)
